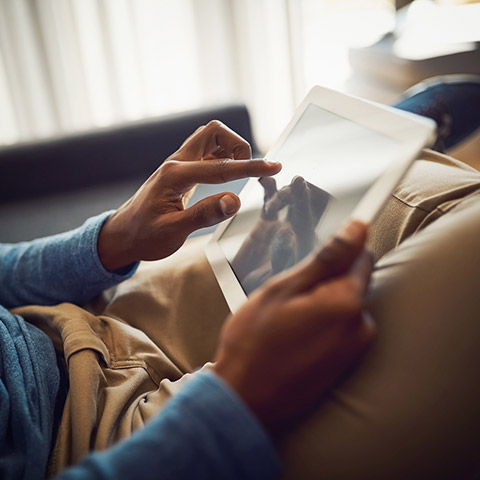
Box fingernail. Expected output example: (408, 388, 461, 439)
(219, 195, 238, 215)
(336, 220, 363, 243)
(255, 157, 279, 165)
(264, 158, 281, 166)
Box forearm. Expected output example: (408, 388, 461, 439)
(0, 212, 138, 308)
(56, 371, 281, 480)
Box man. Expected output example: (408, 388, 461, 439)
(1, 120, 375, 480)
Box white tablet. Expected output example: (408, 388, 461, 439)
(206, 85, 436, 312)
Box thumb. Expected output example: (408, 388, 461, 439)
(179, 193, 240, 235)
(274, 220, 369, 294)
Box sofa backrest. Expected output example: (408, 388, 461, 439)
(0, 103, 257, 242)
(0, 103, 256, 203)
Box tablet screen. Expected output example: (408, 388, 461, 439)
(217, 103, 401, 295)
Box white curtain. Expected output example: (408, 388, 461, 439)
(0, 0, 394, 151)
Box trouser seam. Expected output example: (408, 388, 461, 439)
(390, 194, 432, 213)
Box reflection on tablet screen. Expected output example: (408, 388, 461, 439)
(218, 103, 400, 296)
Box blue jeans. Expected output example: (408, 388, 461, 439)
(393, 76, 480, 152)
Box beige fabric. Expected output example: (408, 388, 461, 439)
(277, 150, 480, 479)
(369, 149, 480, 261)
(13, 238, 229, 476)
(13, 148, 480, 479)
(279, 194, 480, 479)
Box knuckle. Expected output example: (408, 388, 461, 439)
(192, 202, 210, 225)
(206, 119, 224, 130)
(185, 125, 205, 142)
(214, 158, 232, 183)
(160, 161, 183, 185)
(245, 160, 258, 178)
(233, 142, 252, 160)
(328, 235, 352, 255)
(159, 160, 178, 176)
(262, 275, 285, 298)
(315, 241, 344, 270)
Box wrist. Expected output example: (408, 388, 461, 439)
(212, 359, 257, 421)
(97, 211, 136, 272)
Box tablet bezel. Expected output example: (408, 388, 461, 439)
(205, 85, 436, 312)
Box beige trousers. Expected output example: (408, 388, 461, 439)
(14, 150, 480, 479)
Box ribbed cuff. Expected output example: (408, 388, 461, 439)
(75, 211, 138, 297)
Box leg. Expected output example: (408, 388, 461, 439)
(369, 149, 480, 261)
(393, 75, 480, 152)
(15, 236, 229, 475)
(96, 234, 229, 371)
(279, 190, 480, 480)
(279, 101, 480, 477)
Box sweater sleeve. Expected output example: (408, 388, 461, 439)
(0, 212, 138, 308)
(56, 370, 282, 480)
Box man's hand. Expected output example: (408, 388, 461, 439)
(97, 120, 281, 271)
(214, 220, 375, 435)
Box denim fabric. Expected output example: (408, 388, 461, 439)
(57, 371, 281, 480)
(394, 79, 480, 151)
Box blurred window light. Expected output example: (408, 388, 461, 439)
(0, 0, 58, 142)
(0, 50, 19, 145)
(102, 0, 145, 121)
(299, 0, 396, 92)
(393, 0, 480, 59)
(0, 0, 398, 149)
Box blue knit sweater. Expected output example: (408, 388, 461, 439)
(0, 213, 280, 480)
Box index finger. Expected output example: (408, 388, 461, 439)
(165, 158, 282, 191)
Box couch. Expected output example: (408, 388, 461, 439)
(0, 103, 257, 243)
(3, 97, 480, 479)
